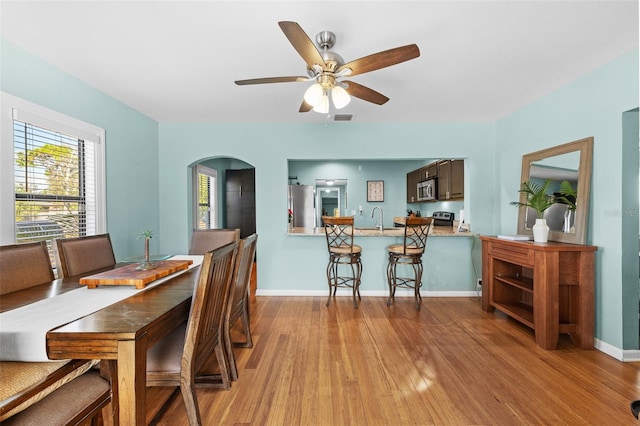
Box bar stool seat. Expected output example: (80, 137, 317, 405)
(386, 216, 433, 311)
(386, 245, 424, 256)
(322, 216, 362, 308)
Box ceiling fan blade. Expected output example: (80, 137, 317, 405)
(278, 21, 326, 71)
(235, 76, 308, 85)
(343, 81, 389, 105)
(337, 44, 420, 77)
(299, 100, 313, 113)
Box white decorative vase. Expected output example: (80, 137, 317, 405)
(532, 218, 549, 243)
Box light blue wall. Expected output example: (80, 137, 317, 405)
(158, 123, 495, 293)
(1, 38, 161, 258)
(495, 49, 639, 349)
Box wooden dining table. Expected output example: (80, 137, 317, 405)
(1, 260, 201, 425)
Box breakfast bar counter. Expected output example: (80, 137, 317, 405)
(277, 224, 480, 295)
(287, 226, 476, 237)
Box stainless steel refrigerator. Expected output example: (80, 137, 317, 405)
(288, 185, 315, 228)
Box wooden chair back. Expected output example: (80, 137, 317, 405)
(189, 228, 240, 255)
(54, 234, 116, 278)
(0, 242, 55, 295)
(322, 216, 357, 254)
(185, 241, 238, 389)
(225, 233, 258, 380)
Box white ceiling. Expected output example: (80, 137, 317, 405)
(1, 1, 637, 123)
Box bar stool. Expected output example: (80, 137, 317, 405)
(322, 216, 362, 308)
(386, 216, 433, 311)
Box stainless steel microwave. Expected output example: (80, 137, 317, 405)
(417, 178, 437, 201)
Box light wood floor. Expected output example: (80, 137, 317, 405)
(143, 296, 640, 425)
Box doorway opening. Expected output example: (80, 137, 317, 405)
(189, 156, 257, 299)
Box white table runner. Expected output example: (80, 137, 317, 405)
(0, 255, 203, 362)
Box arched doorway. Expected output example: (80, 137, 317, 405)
(189, 156, 257, 299)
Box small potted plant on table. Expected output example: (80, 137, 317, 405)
(510, 179, 556, 243)
(137, 229, 157, 270)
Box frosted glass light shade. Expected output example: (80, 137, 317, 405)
(303, 83, 323, 106)
(331, 86, 351, 109)
(312, 94, 329, 113)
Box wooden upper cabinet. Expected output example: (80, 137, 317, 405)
(437, 159, 464, 200)
(406, 169, 421, 203)
(424, 163, 438, 180)
(406, 159, 463, 202)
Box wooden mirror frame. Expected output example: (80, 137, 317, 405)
(516, 137, 594, 245)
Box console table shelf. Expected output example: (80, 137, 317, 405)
(480, 236, 597, 350)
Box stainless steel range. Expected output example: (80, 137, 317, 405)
(432, 211, 454, 226)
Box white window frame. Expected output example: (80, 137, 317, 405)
(193, 164, 218, 230)
(0, 92, 106, 245)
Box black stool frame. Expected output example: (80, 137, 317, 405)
(322, 216, 362, 308)
(386, 217, 433, 311)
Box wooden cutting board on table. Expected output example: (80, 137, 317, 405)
(79, 259, 193, 289)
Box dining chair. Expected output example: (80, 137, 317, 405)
(0, 241, 55, 295)
(0, 242, 110, 425)
(322, 216, 362, 308)
(145, 241, 238, 425)
(386, 216, 433, 311)
(1, 361, 110, 425)
(54, 233, 116, 277)
(224, 233, 258, 381)
(189, 228, 240, 255)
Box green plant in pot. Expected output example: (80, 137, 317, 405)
(510, 179, 555, 242)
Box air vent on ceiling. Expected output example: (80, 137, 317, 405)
(333, 114, 354, 122)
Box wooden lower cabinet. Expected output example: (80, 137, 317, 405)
(480, 236, 597, 350)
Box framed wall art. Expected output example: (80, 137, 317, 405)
(367, 180, 384, 202)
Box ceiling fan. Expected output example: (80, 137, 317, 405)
(234, 21, 420, 114)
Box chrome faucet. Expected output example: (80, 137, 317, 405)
(371, 206, 384, 231)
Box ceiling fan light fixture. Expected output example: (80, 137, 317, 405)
(331, 86, 351, 109)
(312, 94, 330, 114)
(303, 83, 323, 106)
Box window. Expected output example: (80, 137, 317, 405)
(193, 165, 217, 229)
(0, 93, 105, 263)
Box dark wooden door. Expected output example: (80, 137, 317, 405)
(225, 168, 256, 239)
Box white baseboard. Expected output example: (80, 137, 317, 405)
(255, 289, 480, 297)
(596, 338, 640, 362)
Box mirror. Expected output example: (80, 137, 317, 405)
(315, 179, 347, 225)
(319, 188, 340, 216)
(517, 137, 593, 244)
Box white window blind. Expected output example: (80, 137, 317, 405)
(1, 96, 105, 268)
(194, 165, 217, 229)
(14, 119, 98, 243)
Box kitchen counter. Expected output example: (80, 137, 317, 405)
(287, 226, 476, 237)
(282, 223, 479, 294)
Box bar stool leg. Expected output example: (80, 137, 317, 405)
(350, 261, 358, 308)
(412, 260, 423, 311)
(326, 256, 335, 307)
(348, 254, 362, 309)
(355, 256, 362, 301)
(386, 254, 396, 307)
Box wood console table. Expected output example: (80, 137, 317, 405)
(480, 236, 597, 350)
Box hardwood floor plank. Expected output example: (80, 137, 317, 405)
(147, 296, 640, 425)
